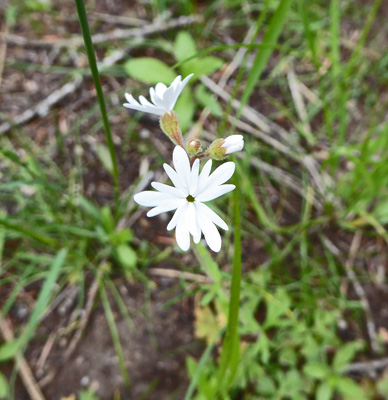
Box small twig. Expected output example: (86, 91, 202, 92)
(91, 12, 147, 27)
(346, 357, 388, 376)
(0, 21, 8, 89)
(0, 318, 46, 400)
(1, 15, 202, 48)
(345, 231, 379, 354)
(0, 49, 125, 136)
(287, 69, 312, 135)
(148, 268, 212, 284)
(64, 273, 100, 360)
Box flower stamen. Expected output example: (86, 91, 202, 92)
(186, 195, 195, 203)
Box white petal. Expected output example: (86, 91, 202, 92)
(173, 146, 190, 191)
(186, 203, 199, 237)
(189, 159, 200, 195)
(162, 86, 178, 111)
(170, 73, 193, 110)
(176, 209, 191, 251)
(124, 93, 140, 105)
(163, 163, 187, 192)
(134, 191, 169, 207)
(195, 202, 228, 231)
(139, 95, 154, 107)
(149, 87, 164, 108)
(167, 202, 187, 231)
(146, 198, 184, 217)
(155, 82, 167, 97)
(194, 159, 212, 196)
(197, 211, 222, 253)
(151, 182, 186, 198)
(196, 184, 235, 202)
(203, 162, 235, 189)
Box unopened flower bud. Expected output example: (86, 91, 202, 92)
(186, 139, 202, 155)
(208, 135, 244, 160)
(159, 111, 183, 147)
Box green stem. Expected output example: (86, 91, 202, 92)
(217, 179, 242, 395)
(74, 0, 120, 207)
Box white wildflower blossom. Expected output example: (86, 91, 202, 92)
(221, 134, 244, 155)
(123, 74, 194, 116)
(134, 146, 235, 252)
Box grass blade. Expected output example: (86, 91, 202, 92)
(74, 0, 120, 206)
(238, 0, 292, 116)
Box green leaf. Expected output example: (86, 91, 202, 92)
(195, 85, 223, 117)
(0, 373, 8, 399)
(303, 362, 329, 379)
(174, 31, 197, 63)
(174, 90, 195, 131)
(332, 342, 363, 372)
(0, 339, 21, 362)
(100, 206, 115, 234)
(182, 56, 223, 80)
(335, 377, 365, 400)
(124, 58, 176, 84)
(116, 244, 137, 269)
(316, 382, 333, 400)
(96, 143, 113, 175)
(79, 389, 100, 400)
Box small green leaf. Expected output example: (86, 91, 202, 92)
(100, 206, 115, 234)
(195, 85, 223, 117)
(303, 362, 329, 379)
(96, 143, 113, 174)
(0, 372, 9, 399)
(174, 31, 197, 63)
(182, 56, 223, 79)
(335, 377, 365, 400)
(124, 58, 176, 84)
(0, 339, 21, 362)
(316, 382, 333, 400)
(116, 244, 137, 269)
(332, 342, 363, 372)
(79, 389, 100, 400)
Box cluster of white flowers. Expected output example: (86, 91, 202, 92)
(124, 74, 244, 252)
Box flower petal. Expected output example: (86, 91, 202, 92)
(194, 159, 212, 196)
(134, 191, 169, 207)
(170, 73, 193, 110)
(151, 182, 186, 198)
(186, 203, 199, 237)
(176, 209, 191, 251)
(167, 202, 187, 231)
(146, 198, 184, 217)
(205, 162, 235, 188)
(195, 202, 228, 231)
(163, 163, 187, 192)
(196, 184, 235, 202)
(173, 146, 191, 191)
(189, 159, 200, 195)
(155, 82, 167, 97)
(197, 211, 222, 253)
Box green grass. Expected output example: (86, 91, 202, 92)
(1, 0, 388, 398)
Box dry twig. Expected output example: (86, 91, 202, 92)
(345, 231, 379, 354)
(1, 15, 202, 48)
(0, 318, 46, 400)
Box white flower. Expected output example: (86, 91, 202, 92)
(123, 74, 194, 116)
(134, 146, 235, 252)
(221, 134, 244, 155)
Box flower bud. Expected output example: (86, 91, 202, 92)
(208, 135, 244, 160)
(186, 139, 202, 155)
(159, 111, 183, 147)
